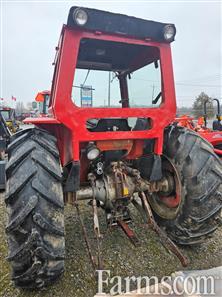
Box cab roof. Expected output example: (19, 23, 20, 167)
(67, 7, 176, 43)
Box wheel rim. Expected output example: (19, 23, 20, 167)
(148, 155, 182, 220)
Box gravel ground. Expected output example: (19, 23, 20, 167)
(0, 193, 221, 297)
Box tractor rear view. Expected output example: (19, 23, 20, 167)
(5, 7, 222, 289)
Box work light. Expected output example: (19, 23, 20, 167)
(73, 8, 88, 26)
(87, 144, 100, 160)
(163, 25, 176, 42)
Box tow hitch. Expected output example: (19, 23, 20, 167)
(72, 161, 188, 273)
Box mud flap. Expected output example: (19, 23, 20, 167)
(150, 155, 162, 181)
(64, 161, 80, 192)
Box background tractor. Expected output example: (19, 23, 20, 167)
(0, 107, 20, 134)
(0, 112, 11, 190)
(176, 98, 222, 156)
(5, 7, 222, 289)
(0, 106, 19, 190)
(33, 90, 51, 116)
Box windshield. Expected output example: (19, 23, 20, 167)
(0, 110, 10, 120)
(127, 62, 161, 107)
(72, 38, 162, 108)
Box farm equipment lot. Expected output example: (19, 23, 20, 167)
(0, 194, 221, 297)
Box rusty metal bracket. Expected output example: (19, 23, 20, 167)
(89, 174, 104, 270)
(92, 193, 103, 270)
(117, 219, 140, 247)
(74, 200, 97, 272)
(135, 192, 189, 267)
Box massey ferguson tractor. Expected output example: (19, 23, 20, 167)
(5, 7, 222, 289)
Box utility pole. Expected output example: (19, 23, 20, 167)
(152, 84, 155, 105)
(108, 71, 111, 107)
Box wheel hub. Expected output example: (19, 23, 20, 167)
(148, 156, 182, 220)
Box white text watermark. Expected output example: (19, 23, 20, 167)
(96, 270, 216, 296)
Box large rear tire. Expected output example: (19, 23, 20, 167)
(151, 126, 222, 245)
(5, 128, 65, 288)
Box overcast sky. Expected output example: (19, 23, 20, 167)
(0, 0, 221, 107)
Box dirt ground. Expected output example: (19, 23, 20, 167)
(0, 193, 221, 297)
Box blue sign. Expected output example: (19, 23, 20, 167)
(81, 85, 93, 107)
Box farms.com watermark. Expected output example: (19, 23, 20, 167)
(96, 270, 217, 296)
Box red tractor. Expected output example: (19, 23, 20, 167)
(176, 98, 222, 156)
(5, 7, 222, 289)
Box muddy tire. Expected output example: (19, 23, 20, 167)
(5, 128, 65, 288)
(154, 126, 222, 245)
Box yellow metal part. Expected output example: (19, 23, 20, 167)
(5, 121, 18, 134)
(123, 187, 129, 196)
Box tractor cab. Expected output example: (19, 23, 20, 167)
(68, 7, 177, 140)
(0, 107, 19, 133)
(33, 90, 50, 116)
(0, 107, 13, 121)
(26, 7, 177, 162)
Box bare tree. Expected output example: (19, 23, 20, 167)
(15, 101, 25, 115)
(192, 92, 215, 118)
(26, 102, 33, 111)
